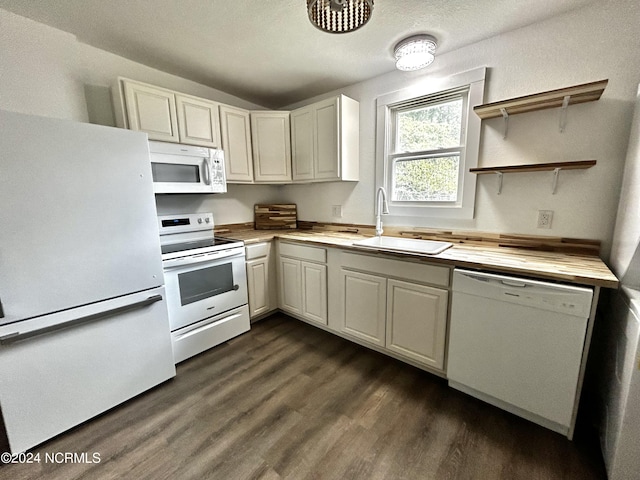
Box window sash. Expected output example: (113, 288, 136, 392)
(389, 149, 464, 205)
(388, 90, 469, 204)
(375, 67, 486, 220)
(392, 92, 467, 153)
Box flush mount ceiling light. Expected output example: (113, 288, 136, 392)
(307, 0, 374, 34)
(394, 34, 438, 71)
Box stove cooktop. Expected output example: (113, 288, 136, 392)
(160, 236, 240, 256)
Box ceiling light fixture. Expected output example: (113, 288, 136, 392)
(307, 0, 374, 34)
(394, 34, 438, 71)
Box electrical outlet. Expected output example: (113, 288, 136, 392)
(537, 210, 553, 229)
(331, 205, 343, 218)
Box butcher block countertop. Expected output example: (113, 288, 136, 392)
(220, 228, 619, 289)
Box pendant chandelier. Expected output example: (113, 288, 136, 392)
(307, 0, 374, 34)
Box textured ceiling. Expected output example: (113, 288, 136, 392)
(0, 0, 595, 108)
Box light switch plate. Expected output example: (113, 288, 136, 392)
(331, 205, 343, 218)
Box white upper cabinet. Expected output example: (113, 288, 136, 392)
(250, 111, 292, 183)
(122, 81, 179, 143)
(219, 105, 254, 183)
(290, 106, 314, 181)
(117, 78, 220, 148)
(116, 79, 359, 185)
(315, 97, 340, 180)
(291, 94, 359, 182)
(175, 94, 221, 148)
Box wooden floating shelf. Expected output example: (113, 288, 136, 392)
(470, 160, 597, 174)
(473, 79, 608, 119)
(470, 160, 596, 194)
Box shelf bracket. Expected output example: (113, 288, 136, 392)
(551, 167, 561, 194)
(559, 95, 571, 133)
(496, 171, 504, 195)
(500, 108, 509, 139)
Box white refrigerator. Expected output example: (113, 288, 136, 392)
(599, 84, 640, 479)
(0, 110, 176, 453)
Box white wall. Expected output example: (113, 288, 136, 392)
(611, 85, 640, 287)
(0, 9, 264, 120)
(0, 8, 282, 219)
(283, 0, 640, 258)
(0, 9, 87, 120)
(3, 3, 640, 251)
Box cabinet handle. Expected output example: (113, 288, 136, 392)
(0, 294, 163, 345)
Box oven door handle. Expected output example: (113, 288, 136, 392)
(162, 251, 245, 269)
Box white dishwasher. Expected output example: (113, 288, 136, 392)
(447, 269, 593, 438)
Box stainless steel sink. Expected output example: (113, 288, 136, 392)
(352, 236, 453, 255)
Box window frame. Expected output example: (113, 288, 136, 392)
(375, 67, 486, 220)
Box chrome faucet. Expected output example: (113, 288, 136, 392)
(375, 187, 389, 236)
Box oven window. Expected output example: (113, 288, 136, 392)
(152, 163, 201, 183)
(178, 263, 234, 305)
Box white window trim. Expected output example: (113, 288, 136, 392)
(376, 67, 486, 220)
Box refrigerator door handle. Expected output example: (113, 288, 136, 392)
(0, 297, 4, 318)
(0, 294, 163, 346)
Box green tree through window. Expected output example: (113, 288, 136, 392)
(392, 98, 463, 202)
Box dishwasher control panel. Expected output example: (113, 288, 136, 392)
(452, 269, 593, 318)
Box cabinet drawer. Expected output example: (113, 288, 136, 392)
(341, 251, 450, 288)
(279, 242, 326, 263)
(245, 242, 271, 260)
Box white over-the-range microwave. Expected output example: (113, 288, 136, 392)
(148, 140, 227, 194)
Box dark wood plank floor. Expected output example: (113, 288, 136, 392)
(0, 314, 606, 480)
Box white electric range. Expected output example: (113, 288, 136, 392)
(158, 213, 250, 363)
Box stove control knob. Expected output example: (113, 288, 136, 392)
(205, 218, 210, 223)
(198, 218, 203, 224)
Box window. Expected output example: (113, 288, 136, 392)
(376, 68, 485, 220)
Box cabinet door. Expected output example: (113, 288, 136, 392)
(291, 106, 314, 181)
(301, 262, 327, 325)
(251, 112, 292, 183)
(219, 105, 254, 183)
(386, 279, 448, 370)
(246, 258, 270, 318)
(175, 95, 220, 148)
(123, 81, 179, 142)
(279, 257, 302, 315)
(314, 97, 340, 180)
(340, 269, 386, 346)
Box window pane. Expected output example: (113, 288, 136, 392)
(396, 98, 463, 152)
(392, 156, 460, 202)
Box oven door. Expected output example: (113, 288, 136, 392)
(162, 249, 248, 331)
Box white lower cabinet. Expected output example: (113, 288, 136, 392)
(336, 251, 450, 372)
(279, 257, 303, 315)
(275, 244, 450, 373)
(277, 242, 328, 326)
(386, 279, 448, 370)
(245, 242, 277, 320)
(301, 261, 327, 325)
(246, 259, 270, 317)
(340, 269, 386, 346)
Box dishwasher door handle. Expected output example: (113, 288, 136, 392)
(501, 279, 528, 288)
